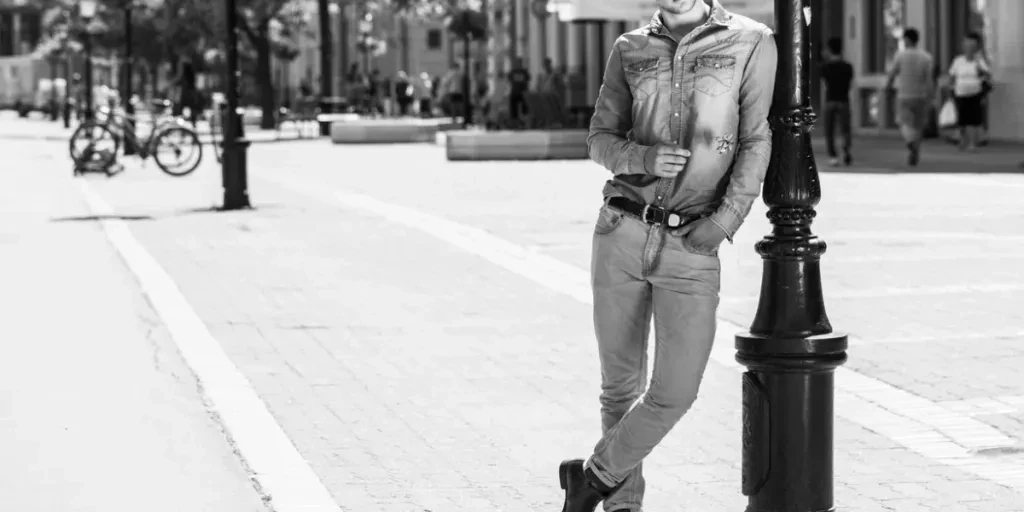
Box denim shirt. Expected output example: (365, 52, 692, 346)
(587, 1, 778, 241)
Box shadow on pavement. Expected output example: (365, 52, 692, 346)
(175, 204, 288, 216)
(51, 214, 154, 222)
(822, 165, 1024, 175)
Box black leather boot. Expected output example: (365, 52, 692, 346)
(558, 459, 621, 512)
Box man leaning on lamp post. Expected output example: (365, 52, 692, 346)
(557, 1, 778, 512)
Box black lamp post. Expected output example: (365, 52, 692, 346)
(317, 0, 336, 136)
(735, 1, 848, 511)
(358, 17, 372, 80)
(448, 9, 484, 128)
(122, 2, 136, 155)
(79, 0, 98, 121)
(460, 10, 472, 127)
(221, 0, 250, 210)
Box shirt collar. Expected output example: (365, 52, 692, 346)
(648, 0, 733, 36)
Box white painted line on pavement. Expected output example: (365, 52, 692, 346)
(263, 175, 1024, 491)
(76, 181, 344, 512)
(832, 231, 1024, 242)
(850, 329, 1024, 346)
(933, 175, 1024, 189)
(806, 251, 1024, 265)
(721, 282, 1024, 303)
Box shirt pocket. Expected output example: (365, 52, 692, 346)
(623, 56, 660, 102)
(694, 54, 737, 97)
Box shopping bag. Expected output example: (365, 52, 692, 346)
(938, 99, 958, 129)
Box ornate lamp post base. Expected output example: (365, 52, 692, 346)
(737, 333, 847, 511)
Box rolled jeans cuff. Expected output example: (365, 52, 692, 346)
(584, 456, 620, 489)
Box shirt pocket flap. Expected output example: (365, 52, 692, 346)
(695, 54, 737, 70)
(624, 57, 659, 74)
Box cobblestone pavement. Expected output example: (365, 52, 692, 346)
(0, 143, 268, 511)
(17, 137, 1024, 511)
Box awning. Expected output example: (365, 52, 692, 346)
(549, 0, 658, 22)
(551, 0, 775, 25)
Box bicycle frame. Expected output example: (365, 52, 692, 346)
(94, 102, 192, 159)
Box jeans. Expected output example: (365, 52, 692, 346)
(584, 204, 721, 512)
(822, 101, 851, 158)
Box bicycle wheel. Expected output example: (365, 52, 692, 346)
(69, 121, 120, 170)
(152, 126, 203, 177)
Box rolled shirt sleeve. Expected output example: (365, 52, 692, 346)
(587, 42, 652, 176)
(709, 27, 779, 242)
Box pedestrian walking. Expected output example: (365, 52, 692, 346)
(394, 70, 414, 117)
(820, 37, 854, 166)
(417, 72, 434, 118)
(437, 63, 464, 118)
(560, 1, 777, 511)
(507, 57, 530, 121)
(885, 28, 936, 166)
(948, 32, 992, 152)
(171, 58, 200, 127)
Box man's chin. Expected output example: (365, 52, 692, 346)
(659, 0, 698, 14)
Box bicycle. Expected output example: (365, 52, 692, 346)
(69, 98, 203, 177)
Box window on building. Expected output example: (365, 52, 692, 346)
(864, 0, 906, 74)
(934, 0, 993, 72)
(20, 12, 41, 54)
(0, 13, 14, 57)
(426, 29, 443, 50)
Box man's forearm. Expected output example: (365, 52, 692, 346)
(709, 135, 771, 241)
(709, 27, 779, 242)
(587, 44, 651, 176)
(587, 132, 652, 175)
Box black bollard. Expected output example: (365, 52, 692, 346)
(221, 0, 251, 210)
(735, 1, 848, 511)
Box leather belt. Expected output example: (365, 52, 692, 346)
(607, 197, 696, 228)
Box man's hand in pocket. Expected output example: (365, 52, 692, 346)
(681, 217, 728, 249)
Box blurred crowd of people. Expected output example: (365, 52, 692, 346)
(822, 28, 997, 168)
(326, 56, 569, 124)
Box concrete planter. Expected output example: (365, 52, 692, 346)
(330, 118, 461, 144)
(445, 130, 589, 161)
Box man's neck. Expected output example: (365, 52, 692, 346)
(661, 1, 712, 38)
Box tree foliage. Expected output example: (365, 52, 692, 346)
(33, 0, 220, 69)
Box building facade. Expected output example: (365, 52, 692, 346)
(274, 0, 487, 104)
(841, 0, 1023, 142)
(0, 0, 118, 109)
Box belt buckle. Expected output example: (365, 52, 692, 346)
(642, 204, 682, 228)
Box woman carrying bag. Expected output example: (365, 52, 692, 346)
(948, 32, 993, 152)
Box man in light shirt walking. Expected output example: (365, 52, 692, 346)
(885, 28, 936, 166)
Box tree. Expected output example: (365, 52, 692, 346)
(236, 0, 307, 129)
(35, 0, 221, 99)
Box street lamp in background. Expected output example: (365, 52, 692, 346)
(317, 0, 340, 136)
(735, 1, 847, 511)
(357, 16, 373, 78)
(121, 1, 136, 155)
(446, 9, 486, 128)
(221, 0, 250, 210)
(79, 0, 98, 121)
